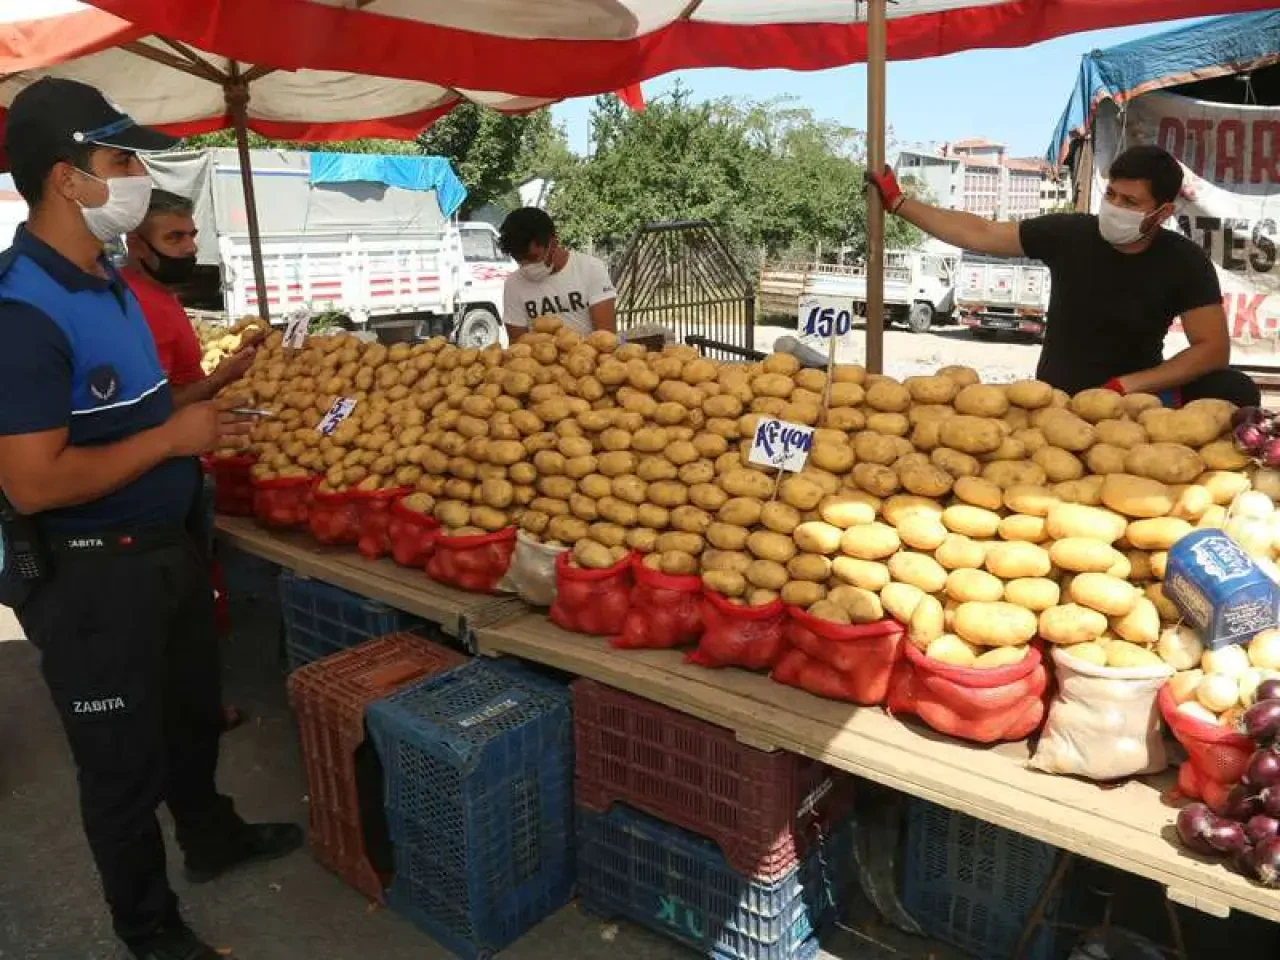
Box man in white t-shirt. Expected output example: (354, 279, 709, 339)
(499, 207, 616, 339)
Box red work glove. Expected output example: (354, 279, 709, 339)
(865, 167, 906, 214)
(1103, 378, 1127, 395)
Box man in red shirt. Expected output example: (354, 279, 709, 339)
(121, 189, 255, 403)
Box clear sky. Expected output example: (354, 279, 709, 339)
(550, 16, 1206, 162)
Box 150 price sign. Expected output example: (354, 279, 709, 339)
(798, 296, 854, 339)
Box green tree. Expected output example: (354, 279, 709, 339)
(181, 130, 420, 155)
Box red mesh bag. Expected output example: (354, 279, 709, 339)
(425, 526, 516, 594)
(1158, 685, 1254, 814)
(550, 550, 634, 636)
(307, 488, 360, 546)
(350, 487, 409, 560)
(771, 611, 905, 706)
(387, 500, 439, 569)
(251, 474, 314, 529)
(613, 557, 703, 650)
(686, 591, 787, 671)
(887, 641, 1049, 744)
(203, 453, 256, 516)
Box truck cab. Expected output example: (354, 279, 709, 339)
(451, 222, 517, 348)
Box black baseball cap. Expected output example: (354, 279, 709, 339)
(6, 77, 176, 169)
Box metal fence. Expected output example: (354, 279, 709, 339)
(612, 220, 755, 359)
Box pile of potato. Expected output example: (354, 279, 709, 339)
(233, 314, 1264, 671)
(195, 315, 269, 375)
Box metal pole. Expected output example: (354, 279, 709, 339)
(224, 65, 270, 323)
(865, 0, 887, 374)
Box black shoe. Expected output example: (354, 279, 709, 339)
(184, 821, 304, 884)
(129, 923, 225, 960)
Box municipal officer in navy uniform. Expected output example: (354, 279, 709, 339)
(0, 79, 301, 960)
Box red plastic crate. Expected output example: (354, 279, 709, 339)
(572, 679, 855, 881)
(286, 633, 468, 901)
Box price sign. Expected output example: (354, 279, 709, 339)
(798, 297, 853, 339)
(316, 397, 357, 437)
(749, 417, 813, 473)
(283, 308, 309, 350)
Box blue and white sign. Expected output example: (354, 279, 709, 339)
(798, 296, 853, 339)
(317, 397, 357, 437)
(749, 417, 813, 473)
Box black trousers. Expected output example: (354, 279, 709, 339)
(17, 536, 240, 944)
(1181, 368, 1262, 408)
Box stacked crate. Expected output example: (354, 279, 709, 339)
(572, 679, 856, 959)
(279, 570, 426, 670)
(287, 633, 467, 901)
(368, 660, 574, 959)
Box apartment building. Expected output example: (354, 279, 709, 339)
(894, 138, 1062, 221)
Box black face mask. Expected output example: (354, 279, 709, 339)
(141, 245, 197, 286)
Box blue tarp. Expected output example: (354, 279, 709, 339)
(1046, 12, 1280, 166)
(307, 153, 468, 217)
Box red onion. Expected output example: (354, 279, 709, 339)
(1251, 836, 1280, 888)
(1258, 680, 1280, 703)
(1176, 804, 1219, 855)
(1233, 406, 1263, 429)
(1206, 817, 1249, 855)
(1247, 815, 1280, 844)
(1236, 422, 1267, 452)
(1244, 699, 1280, 745)
(1224, 784, 1262, 822)
(1260, 786, 1280, 819)
(1246, 747, 1280, 789)
(1264, 438, 1280, 469)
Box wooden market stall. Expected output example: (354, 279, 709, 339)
(217, 516, 1280, 929)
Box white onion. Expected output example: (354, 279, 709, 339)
(1197, 673, 1241, 713)
(1157, 624, 1204, 671)
(1252, 467, 1280, 502)
(1202, 644, 1251, 678)
(1169, 669, 1204, 705)
(1233, 490, 1275, 520)
(1177, 701, 1220, 725)
(1225, 516, 1273, 559)
(1249, 628, 1280, 671)
(1257, 557, 1280, 583)
(1239, 668, 1266, 707)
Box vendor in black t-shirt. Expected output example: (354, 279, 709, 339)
(867, 145, 1260, 408)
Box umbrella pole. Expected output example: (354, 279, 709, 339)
(865, 0, 887, 375)
(225, 73, 270, 324)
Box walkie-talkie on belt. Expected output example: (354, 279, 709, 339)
(0, 490, 49, 582)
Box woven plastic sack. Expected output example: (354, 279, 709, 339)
(1030, 648, 1173, 781)
(425, 526, 517, 594)
(251, 474, 313, 529)
(772, 611, 905, 706)
(613, 557, 704, 650)
(550, 550, 633, 636)
(203, 453, 256, 516)
(387, 500, 438, 568)
(888, 642, 1049, 744)
(497, 531, 568, 607)
(351, 487, 409, 560)
(686, 590, 787, 671)
(307, 488, 360, 546)
(1158, 685, 1254, 813)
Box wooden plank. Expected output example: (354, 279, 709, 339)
(474, 613, 1280, 926)
(215, 516, 528, 636)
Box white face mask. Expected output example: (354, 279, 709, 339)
(1097, 201, 1152, 247)
(519, 261, 552, 283)
(76, 172, 153, 242)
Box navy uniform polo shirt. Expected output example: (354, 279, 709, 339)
(0, 225, 197, 534)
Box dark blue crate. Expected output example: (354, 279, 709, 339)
(902, 798, 1069, 960)
(576, 803, 853, 960)
(369, 660, 574, 960)
(278, 570, 424, 670)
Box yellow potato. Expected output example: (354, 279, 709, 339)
(889, 552, 949, 594)
(974, 646, 1030, 669)
(1085, 443, 1129, 476)
(1146, 583, 1180, 623)
(1099, 473, 1174, 519)
(1003, 577, 1060, 612)
(1096, 419, 1147, 450)
(657, 531, 705, 556)
(1125, 443, 1204, 485)
(909, 594, 946, 651)
(926, 634, 979, 667)
(1050, 538, 1121, 573)
(946, 568, 1005, 603)
(597, 451, 638, 478)
(1002, 485, 1059, 518)
(720, 468, 775, 500)
(819, 495, 877, 529)
(793, 521, 843, 555)
(982, 460, 1049, 489)
(954, 384, 1010, 418)
(942, 504, 1002, 539)
(1069, 572, 1138, 617)
(1104, 640, 1165, 669)
(897, 513, 950, 551)
(706, 522, 751, 551)
(808, 600, 851, 624)
(939, 416, 1004, 455)
(747, 530, 797, 564)
(1126, 517, 1192, 551)
(660, 550, 699, 576)
(853, 463, 900, 498)
(839, 522, 901, 560)
(865, 380, 911, 413)
(1065, 642, 1109, 666)
(779, 474, 825, 512)
(954, 602, 1038, 648)
(953, 476, 1004, 511)
(827, 557, 888, 592)
(779, 579, 825, 607)
(1039, 604, 1108, 646)
(746, 558, 789, 591)
(878, 582, 924, 624)
(984, 541, 1051, 579)
(1006, 379, 1055, 409)
(670, 505, 712, 535)
(1200, 440, 1251, 472)
(931, 447, 982, 479)
(1053, 476, 1106, 506)
(573, 539, 617, 570)
(1033, 446, 1085, 483)
(1039, 409, 1097, 451)
(1111, 596, 1161, 647)
(935, 534, 988, 571)
(1070, 388, 1125, 424)
(1198, 470, 1251, 506)
(1045, 503, 1127, 544)
(867, 412, 910, 437)
(899, 462, 954, 498)
(787, 552, 832, 582)
(548, 514, 591, 544)
(998, 514, 1047, 543)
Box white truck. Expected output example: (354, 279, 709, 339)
(765, 248, 957, 333)
(144, 148, 516, 346)
(955, 253, 1051, 341)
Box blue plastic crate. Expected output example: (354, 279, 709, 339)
(279, 570, 424, 670)
(902, 798, 1069, 960)
(577, 803, 853, 960)
(368, 660, 574, 960)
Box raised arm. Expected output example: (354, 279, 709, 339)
(866, 167, 1024, 257)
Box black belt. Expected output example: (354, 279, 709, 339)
(49, 524, 189, 555)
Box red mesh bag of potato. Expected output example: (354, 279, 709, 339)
(887, 641, 1049, 744)
(613, 557, 703, 650)
(551, 550, 633, 637)
(203, 453, 256, 516)
(307, 488, 360, 546)
(771, 610, 905, 706)
(251, 474, 314, 530)
(351, 487, 409, 561)
(426, 526, 517, 594)
(686, 591, 787, 671)
(1159, 685, 1254, 814)
(387, 499, 439, 569)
